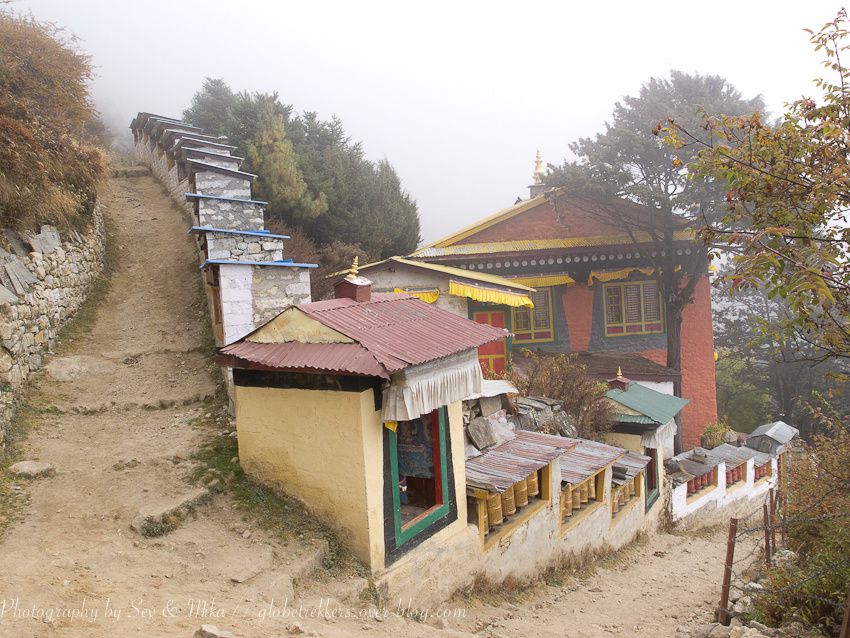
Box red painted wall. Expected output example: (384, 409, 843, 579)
(563, 277, 717, 449)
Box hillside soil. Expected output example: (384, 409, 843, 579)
(0, 174, 741, 637)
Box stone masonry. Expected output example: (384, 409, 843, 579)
(0, 209, 106, 448)
(129, 112, 317, 348)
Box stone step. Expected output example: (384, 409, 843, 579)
(110, 166, 151, 178)
(130, 487, 211, 537)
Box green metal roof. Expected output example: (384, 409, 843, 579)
(606, 383, 689, 426)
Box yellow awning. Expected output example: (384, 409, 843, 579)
(394, 288, 440, 304)
(507, 273, 575, 288)
(588, 267, 656, 285)
(448, 280, 534, 308)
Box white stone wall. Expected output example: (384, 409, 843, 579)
(0, 208, 106, 448)
(670, 456, 779, 529)
(197, 199, 264, 232)
(205, 232, 283, 262)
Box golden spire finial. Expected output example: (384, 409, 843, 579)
(533, 149, 545, 185)
(617, 365, 623, 378)
(346, 256, 359, 280)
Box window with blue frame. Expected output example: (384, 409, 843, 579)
(388, 408, 450, 546)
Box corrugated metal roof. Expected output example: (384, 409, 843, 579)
(710, 443, 750, 467)
(301, 294, 508, 374)
(410, 230, 696, 258)
(748, 421, 799, 445)
(219, 341, 387, 377)
(606, 383, 689, 426)
(465, 431, 577, 493)
(612, 451, 652, 485)
(666, 448, 721, 478)
(559, 438, 625, 485)
(734, 446, 771, 467)
(222, 293, 508, 378)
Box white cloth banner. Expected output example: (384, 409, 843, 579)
(641, 419, 677, 449)
(382, 349, 483, 422)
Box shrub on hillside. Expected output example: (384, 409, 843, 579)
(508, 351, 615, 440)
(0, 12, 107, 230)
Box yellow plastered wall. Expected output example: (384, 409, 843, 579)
(235, 385, 378, 566)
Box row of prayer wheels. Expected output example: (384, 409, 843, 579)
(563, 476, 597, 519)
(725, 465, 744, 485)
(611, 479, 637, 514)
(754, 463, 769, 479)
(686, 468, 716, 495)
(483, 471, 540, 530)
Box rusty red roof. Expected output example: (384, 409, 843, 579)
(219, 292, 508, 378)
(218, 342, 386, 377)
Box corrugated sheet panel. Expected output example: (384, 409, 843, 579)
(735, 446, 771, 467)
(606, 383, 689, 426)
(219, 341, 388, 378)
(748, 421, 799, 445)
(465, 431, 577, 493)
(559, 438, 625, 485)
(612, 451, 652, 485)
(302, 294, 508, 374)
(710, 443, 750, 467)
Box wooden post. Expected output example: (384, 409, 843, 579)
(763, 503, 772, 567)
(778, 490, 787, 547)
(718, 517, 738, 626)
(840, 585, 850, 638)
(769, 488, 778, 551)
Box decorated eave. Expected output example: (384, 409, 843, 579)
(170, 136, 237, 156)
(355, 256, 537, 308)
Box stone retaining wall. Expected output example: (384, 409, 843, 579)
(0, 207, 106, 448)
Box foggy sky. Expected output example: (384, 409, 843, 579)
(12, 0, 841, 244)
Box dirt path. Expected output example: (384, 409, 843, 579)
(0, 174, 741, 638)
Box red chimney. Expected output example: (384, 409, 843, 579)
(334, 256, 372, 302)
(607, 366, 631, 391)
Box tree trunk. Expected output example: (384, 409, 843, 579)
(667, 306, 685, 453)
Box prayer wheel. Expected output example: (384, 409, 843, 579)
(589, 477, 596, 499)
(501, 485, 516, 516)
(580, 481, 589, 504)
(612, 495, 619, 514)
(514, 479, 529, 508)
(726, 470, 732, 485)
(527, 471, 539, 497)
(487, 492, 503, 526)
(481, 499, 489, 530)
(563, 488, 573, 517)
(628, 480, 636, 497)
(572, 486, 581, 509)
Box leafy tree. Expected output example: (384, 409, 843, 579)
(0, 11, 107, 229)
(182, 79, 420, 258)
(664, 14, 850, 364)
(181, 78, 236, 136)
(544, 71, 763, 450)
(245, 105, 327, 226)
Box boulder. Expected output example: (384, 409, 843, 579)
(9, 460, 55, 478)
(194, 625, 237, 638)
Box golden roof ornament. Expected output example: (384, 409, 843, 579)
(346, 256, 360, 281)
(617, 365, 623, 378)
(532, 149, 545, 185)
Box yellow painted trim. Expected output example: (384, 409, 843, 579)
(448, 280, 534, 308)
(507, 273, 576, 288)
(347, 256, 535, 292)
(482, 498, 549, 550)
(384, 420, 398, 432)
(428, 193, 551, 249)
(511, 287, 555, 343)
(588, 267, 656, 286)
(602, 280, 665, 337)
(393, 288, 440, 304)
(410, 230, 696, 257)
